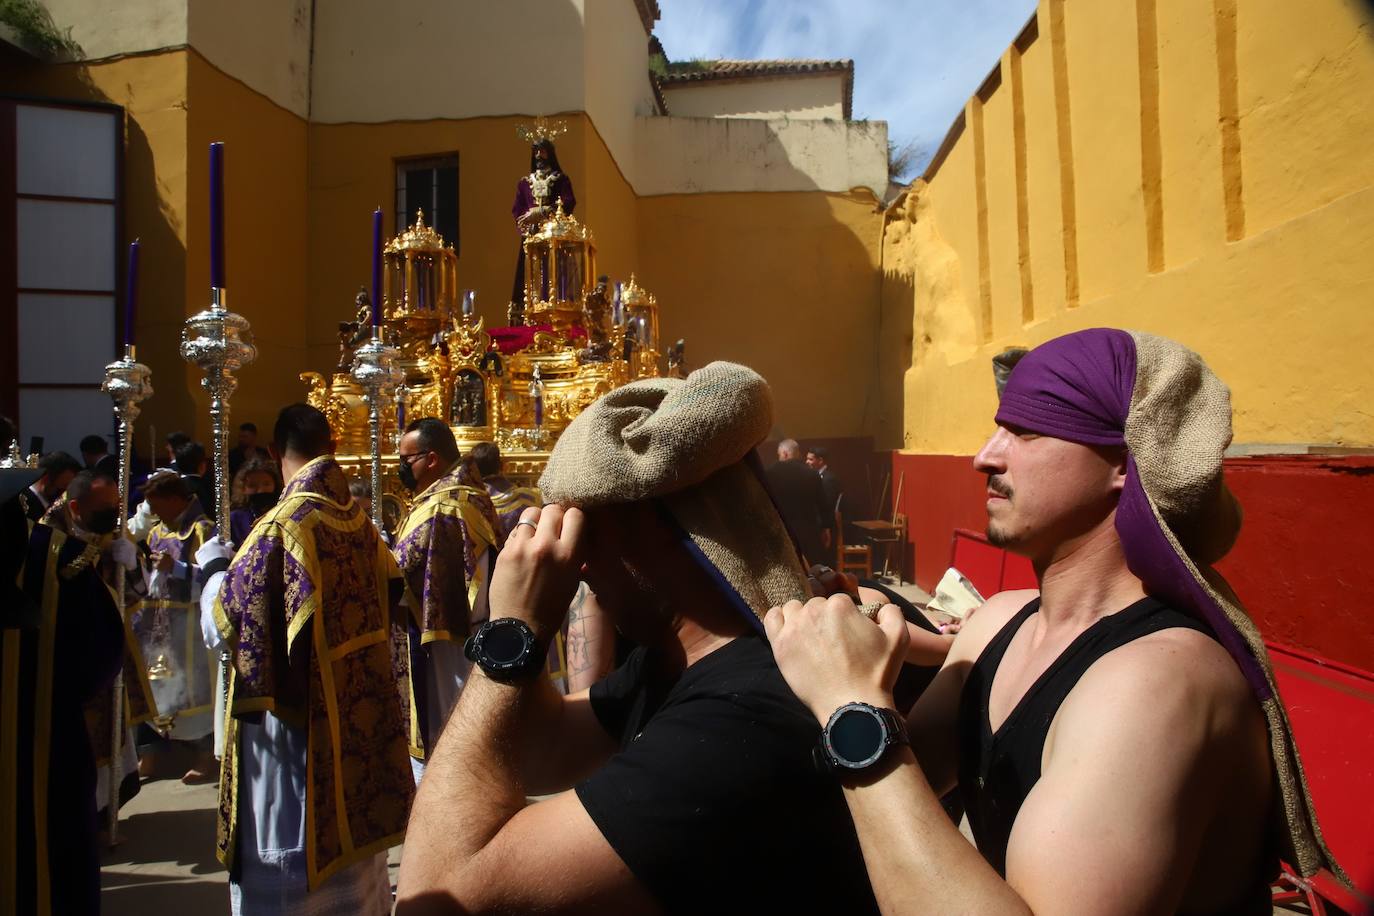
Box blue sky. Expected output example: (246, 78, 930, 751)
(655, 0, 1039, 176)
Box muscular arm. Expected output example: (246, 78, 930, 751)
(514, 668, 616, 795)
(397, 662, 656, 915)
(772, 593, 1243, 915)
(398, 503, 657, 914)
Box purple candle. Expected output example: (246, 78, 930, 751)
(371, 208, 383, 326)
(209, 142, 225, 289)
(124, 239, 140, 347)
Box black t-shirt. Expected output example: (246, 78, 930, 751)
(576, 634, 879, 915)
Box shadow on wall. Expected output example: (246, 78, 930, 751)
(877, 267, 914, 450)
(0, 51, 191, 462)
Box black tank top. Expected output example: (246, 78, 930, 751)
(957, 596, 1209, 876)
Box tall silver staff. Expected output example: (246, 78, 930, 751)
(352, 208, 404, 533)
(180, 290, 256, 523)
(182, 143, 256, 762)
(181, 143, 256, 527)
(351, 324, 403, 533)
(100, 242, 153, 843)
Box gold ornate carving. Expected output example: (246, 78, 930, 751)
(515, 116, 569, 145)
(304, 186, 672, 507)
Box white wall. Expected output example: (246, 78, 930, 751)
(188, 0, 312, 117)
(582, 0, 658, 186)
(309, 0, 588, 124)
(634, 115, 887, 197)
(38, 0, 187, 60)
(662, 73, 846, 121)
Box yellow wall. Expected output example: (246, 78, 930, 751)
(892, 0, 1374, 454)
(185, 52, 309, 439)
(1, 48, 193, 449)
(637, 189, 886, 440)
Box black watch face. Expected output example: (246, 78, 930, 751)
(483, 622, 529, 665)
(829, 707, 885, 768)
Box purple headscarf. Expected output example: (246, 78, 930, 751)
(994, 328, 1342, 880)
(995, 328, 1264, 696)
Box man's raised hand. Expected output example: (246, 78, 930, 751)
(764, 595, 909, 725)
(489, 504, 586, 641)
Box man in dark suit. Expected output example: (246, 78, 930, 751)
(765, 438, 833, 568)
(174, 440, 218, 521)
(80, 434, 120, 477)
(806, 445, 843, 516)
(20, 451, 82, 524)
(227, 422, 271, 477)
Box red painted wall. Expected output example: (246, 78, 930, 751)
(1218, 456, 1374, 673)
(892, 452, 1374, 672)
(889, 453, 988, 589)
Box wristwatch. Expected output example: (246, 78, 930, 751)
(463, 617, 543, 682)
(813, 702, 909, 775)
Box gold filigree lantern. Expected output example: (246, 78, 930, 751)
(620, 273, 661, 379)
(384, 209, 458, 422)
(523, 200, 596, 334)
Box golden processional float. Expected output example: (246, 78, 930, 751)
(302, 206, 676, 535)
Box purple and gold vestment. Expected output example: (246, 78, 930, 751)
(393, 460, 502, 758)
(5, 520, 125, 914)
(483, 474, 542, 540)
(212, 456, 413, 890)
(41, 505, 157, 769)
(140, 498, 215, 738)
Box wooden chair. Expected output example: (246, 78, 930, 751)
(837, 510, 873, 578)
(869, 512, 906, 582)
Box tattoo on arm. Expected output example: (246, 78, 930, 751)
(566, 582, 597, 677)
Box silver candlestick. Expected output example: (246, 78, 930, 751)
(180, 288, 257, 525)
(100, 344, 153, 845)
(181, 288, 255, 770)
(350, 328, 404, 533)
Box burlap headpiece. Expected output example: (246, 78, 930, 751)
(996, 328, 1343, 882)
(539, 361, 811, 627)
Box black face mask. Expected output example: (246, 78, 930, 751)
(397, 459, 418, 493)
(247, 490, 279, 517)
(84, 507, 120, 535)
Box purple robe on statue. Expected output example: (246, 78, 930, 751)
(511, 170, 576, 306)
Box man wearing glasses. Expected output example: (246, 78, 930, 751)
(393, 418, 503, 783)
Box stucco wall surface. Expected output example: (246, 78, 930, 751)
(889, 0, 1374, 455)
(308, 0, 588, 125)
(636, 115, 888, 197)
(636, 189, 887, 440)
(661, 73, 846, 121)
(185, 53, 310, 438)
(37, 0, 187, 61)
(582, 0, 659, 195)
(187, 0, 312, 119)
(1, 48, 194, 441)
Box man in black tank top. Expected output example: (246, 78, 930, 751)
(765, 330, 1334, 914)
